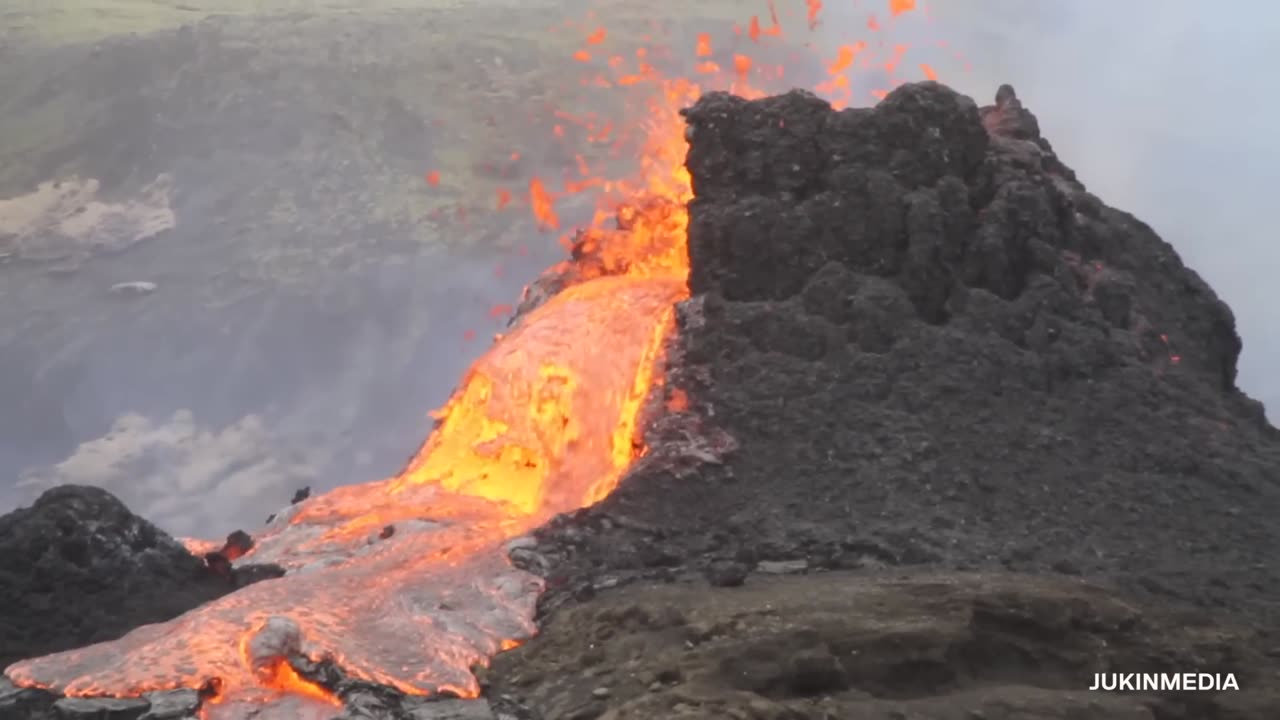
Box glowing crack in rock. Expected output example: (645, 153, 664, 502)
(5, 1, 944, 714)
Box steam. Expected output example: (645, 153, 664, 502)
(15, 411, 317, 538)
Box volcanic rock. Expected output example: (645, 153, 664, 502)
(230, 562, 287, 588)
(221, 530, 253, 557)
(541, 82, 1279, 625)
(0, 676, 57, 720)
(244, 616, 304, 676)
(334, 693, 496, 720)
(138, 690, 199, 720)
(704, 561, 749, 588)
(402, 698, 495, 720)
(52, 696, 150, 720)
(755, 560, 808, 575)
(0, 486, 233, 670)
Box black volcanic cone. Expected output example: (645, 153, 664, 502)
(534, 82, 1280, 626)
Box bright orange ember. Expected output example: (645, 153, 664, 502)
(5, 1, 946, 715)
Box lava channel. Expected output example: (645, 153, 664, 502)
(5, 273, 684, 712)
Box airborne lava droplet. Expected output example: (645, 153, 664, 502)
(806, 0, 823, 29)
(890, 0, 917, 16)
(529, 178, 559, 230)
(696, 33, 712, 57)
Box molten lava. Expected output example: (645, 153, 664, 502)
(5, 1, 947, 715)
(389, 275, 682, 514)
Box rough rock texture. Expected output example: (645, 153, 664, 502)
(1, 683, 211, 720)
(524, 83, 1280, 628)
(0, 486, 234, 671)
(489, 572, 1280, 720)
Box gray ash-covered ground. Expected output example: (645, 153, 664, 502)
(510, 80, 1280, 626)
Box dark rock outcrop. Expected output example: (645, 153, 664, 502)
(0, 486, 233, 671)
(533, 82, 1280, 627)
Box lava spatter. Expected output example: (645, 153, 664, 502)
(6, 0, 941, 712)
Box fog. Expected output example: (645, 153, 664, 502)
(0, 1, 1274, 538)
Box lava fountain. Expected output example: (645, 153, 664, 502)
(5, 1, 947, 715)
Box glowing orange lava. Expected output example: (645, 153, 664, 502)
(5, 1, 946, 714)
(238, 623, 341, 708)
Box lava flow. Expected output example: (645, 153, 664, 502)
(5, 1, 946, 715)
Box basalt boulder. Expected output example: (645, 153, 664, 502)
(0, 485, 234, 670)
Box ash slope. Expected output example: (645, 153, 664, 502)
(544, 83, 1280, 624)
